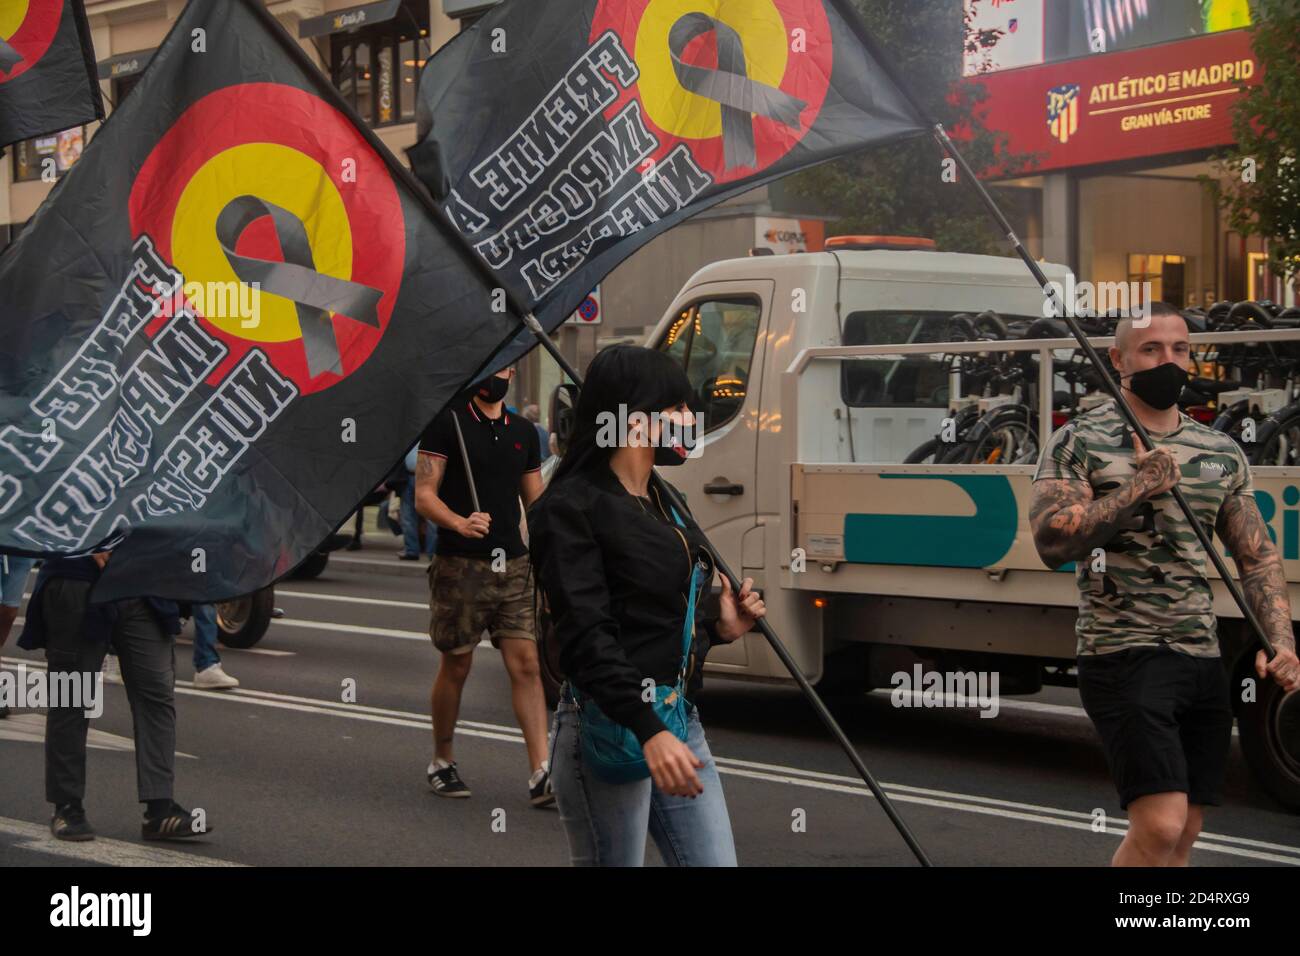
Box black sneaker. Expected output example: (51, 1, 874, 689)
(529, 767, 556, 808)
(427, 760, 471, 798)
(0, 703, 10, 719)
(50, 805, 95, 842)
(142, 802, 210, 841)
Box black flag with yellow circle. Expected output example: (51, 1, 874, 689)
(408, 0, 930, 369)
(0, 0, 524, 602)
(0, 0, 102, 150)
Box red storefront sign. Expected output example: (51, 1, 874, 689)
(969, 28, 1260, 175)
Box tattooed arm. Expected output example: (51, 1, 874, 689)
(1030, 435, 1180, 570)
(1216, 493, 1300, 691)
(414, 451, 490, 538)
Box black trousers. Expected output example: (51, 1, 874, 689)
(42, 578, 176, 806)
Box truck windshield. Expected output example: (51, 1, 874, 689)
(656, 295, 761, 432)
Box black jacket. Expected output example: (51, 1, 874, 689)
(528, 464, 723, 745)
(17, 556, 182, 651)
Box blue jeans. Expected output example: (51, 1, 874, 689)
(400, 481, 436, 557)
(1, 554, 36, 608)
(549, 694, 738, 866)
(192, 603, 221, 671)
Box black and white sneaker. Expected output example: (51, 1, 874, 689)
(50, 804, 95, 842)
(427, 760, 471, 798)
(529, 765, 555, 808)
(142, 802, 210, 841)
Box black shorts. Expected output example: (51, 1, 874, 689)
(1077, 645, 1233, 810)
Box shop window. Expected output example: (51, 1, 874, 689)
(11, 127, 85, 183)
(113, 74, 143, 109)
(1247, 252, 1272, 302)
(330, 1, 428, 128)
(1128, 253, 1187, 309)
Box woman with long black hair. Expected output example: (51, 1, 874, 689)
(528, 345, 765, 866)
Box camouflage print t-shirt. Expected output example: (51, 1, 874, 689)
(1033, 399, 1253, 658)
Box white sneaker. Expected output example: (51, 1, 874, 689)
(102, 655, 122, 685)
(194, 663, 239, 689)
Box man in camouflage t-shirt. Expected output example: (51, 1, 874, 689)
(1038, 397, 1252, 658)
(1030, 303, 1299, 867)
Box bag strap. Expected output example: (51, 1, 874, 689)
(676, 560, 703, 685)
(670, 503, 705, 685)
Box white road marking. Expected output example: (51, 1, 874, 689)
(329, 555, 430, 570)
(274, 589, 427, 610)
(174, 638, 296, 658)
(263, 617, 491, 646)
(0, 816, 245, 867)
(871, 689, 1241, 736)
(0, 712, 197, 759)
(144, 678, 1300, 865)
(268, 618, 428, 641)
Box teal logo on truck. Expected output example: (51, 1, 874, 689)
(844, 474, 1018, 568)
(1256, 487, 1300, 560)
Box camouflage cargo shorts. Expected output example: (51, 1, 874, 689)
(427, 553, 536, 654)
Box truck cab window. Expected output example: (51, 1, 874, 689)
(656, 296, 761, 432)
(840, 311, 955, 408)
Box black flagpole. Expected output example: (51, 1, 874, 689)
(518, 315, 934, 867)
(930, 123, 1276, 661)
(449, 409, 482, 514)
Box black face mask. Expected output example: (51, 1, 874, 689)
(475, 375, 510, 403)
(1125, 362, 1188, 410)
(653, 417, 697, 467)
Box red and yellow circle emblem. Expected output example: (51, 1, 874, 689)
(128, 83, 405, 394)
(0, 0, 64, 84)
(591, 0, 832, 183)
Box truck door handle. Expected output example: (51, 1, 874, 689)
(704, 479, 744, 496)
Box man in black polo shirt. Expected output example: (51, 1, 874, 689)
(415, 366, 551, 805)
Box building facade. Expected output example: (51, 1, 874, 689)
(966, 0, 1294, 311)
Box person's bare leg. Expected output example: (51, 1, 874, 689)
(498, 637, 549, 771)
(0, 605, 18, 647)
(1169, 803, 1205, 867)
(431, 648, 474, 764)
(1113, 792, 1188, 866)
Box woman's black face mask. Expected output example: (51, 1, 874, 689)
(653, 416, 698, 467)
(1124, 362, 1188, 410)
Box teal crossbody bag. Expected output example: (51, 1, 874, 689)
(573, 506, 707, 785)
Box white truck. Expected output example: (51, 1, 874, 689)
(620, 242, 1300, 811)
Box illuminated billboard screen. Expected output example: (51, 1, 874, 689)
(964, 0, 1252, 76)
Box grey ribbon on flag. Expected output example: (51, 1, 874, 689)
(0, 36, 23, 74)
(667, 12, 807, 172)
(216, 195, 383, 379)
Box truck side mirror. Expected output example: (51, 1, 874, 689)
(549, 383, 580, 457)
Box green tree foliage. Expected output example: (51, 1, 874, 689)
(1211, 0, 1300, 283)
(785, 0, 1030, 254)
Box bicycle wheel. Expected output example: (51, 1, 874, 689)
(903, 437, 944, 464)
(952, 406, 1039, 465)
(1249, 404, 1300, 467)
(1212, 398, 1250, 447)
